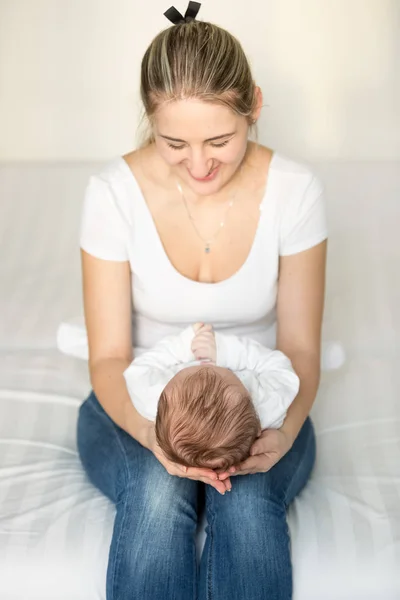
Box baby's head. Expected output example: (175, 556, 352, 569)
(155, 365, 261, 471)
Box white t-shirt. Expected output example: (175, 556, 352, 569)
(80, 152, 328, 350)
(123, 325, 300, 429)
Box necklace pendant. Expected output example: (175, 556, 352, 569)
(205, 244, 211, 254)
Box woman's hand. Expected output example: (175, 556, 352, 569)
(228, 428, 294, 476)
(148, 428, 232, 495)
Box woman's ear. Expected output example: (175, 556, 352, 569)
(252, 85, 263, 122)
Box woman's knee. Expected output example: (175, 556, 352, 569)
(207, 475, 287, 532)
(125, 460, 199, 529)
(77, 389, 200, 509)
(203, 485, 292, 599)
(108, 470, 199, 599)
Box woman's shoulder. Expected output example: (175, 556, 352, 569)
(85, 145, 152, 188)
(122, 145, 169, 187)
(270, 149, 324, 195)
(269, 150, 327, 255)
(249, 144, 321, 192)
(269, 148, 318, 180)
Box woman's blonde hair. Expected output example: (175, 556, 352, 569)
(138, 18, 258, 147)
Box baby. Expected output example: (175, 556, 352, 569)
(123, 324, 300, 471)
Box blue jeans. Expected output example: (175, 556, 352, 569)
(77, 390, 316, 600)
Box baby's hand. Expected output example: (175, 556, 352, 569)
(192, 323, 217, 363)
(192, 322, 204, 334)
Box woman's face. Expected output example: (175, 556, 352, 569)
(152, 98, 250, 196)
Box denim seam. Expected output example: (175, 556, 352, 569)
(206, 488, 215, 600)
(109, 490, 131, 600)
(86, 393, 133, 600)
(193, 533, 198, 600)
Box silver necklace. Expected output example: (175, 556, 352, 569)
(177, 182, 237, 254)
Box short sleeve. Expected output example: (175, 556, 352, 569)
(79, 175, 129, 261)
(279, 174, 328, 256)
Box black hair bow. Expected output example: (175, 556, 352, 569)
(164, 1, 201, 25)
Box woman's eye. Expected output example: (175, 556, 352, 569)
(211, 140, 229, 148)
(167, 143, 185, 150)
(167, 140, 230, 150)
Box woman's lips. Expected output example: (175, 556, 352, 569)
(188, 165, 220, 182)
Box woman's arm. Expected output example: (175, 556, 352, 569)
(81, 250, 153, 448)
(276, 240, 327, 443)
(230, 240, 327, 475)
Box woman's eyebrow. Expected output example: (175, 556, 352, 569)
(159, 132, 236, 143)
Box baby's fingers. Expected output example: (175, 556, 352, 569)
(192, 347, 210, 358)
(193, 332, 214, 344)
(201, 324, 213, 333)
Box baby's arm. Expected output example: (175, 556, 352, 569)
(215, 333, 300, 430)
(123, 326, 196, 421)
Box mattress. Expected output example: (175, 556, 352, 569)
(1, 161, 399, 599)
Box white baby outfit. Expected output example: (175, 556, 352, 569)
(79, 152, 328, 352)
(123, 325, 300, 429)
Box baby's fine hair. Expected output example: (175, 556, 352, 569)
(155, 367, 260, 470)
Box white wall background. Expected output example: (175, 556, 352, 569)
(0, 0, 399, 162)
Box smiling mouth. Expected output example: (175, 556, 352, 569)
(189, 164, 220, 181)
(207, 164, 216, 175)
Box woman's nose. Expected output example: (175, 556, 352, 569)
(186, 149, 213, 178)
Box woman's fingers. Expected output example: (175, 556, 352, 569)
(220, 476, 232, 491)
(186, 466, 218, 480)
(184, 466, 232, 494)
(196, 475, 231, 494)
(233, 453, 276, 476)
(153, 444, 232, 494)
(216, 470, 233, 480)
(249, 432, 273, 455)
(233, 455, 262, 475)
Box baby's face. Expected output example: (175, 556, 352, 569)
(166, 364, 247, 395)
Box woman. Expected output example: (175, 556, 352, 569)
(77, 3, 327, 599)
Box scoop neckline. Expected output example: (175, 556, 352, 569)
(117, 151, 278, 287)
